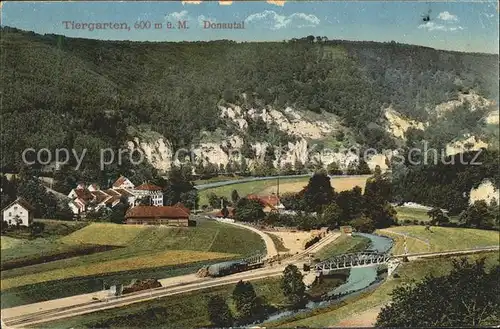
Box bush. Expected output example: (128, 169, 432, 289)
(304, 236, 321, 249)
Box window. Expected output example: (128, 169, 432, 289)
(14, 206, 18, 210)
(8, 212, 12, 216)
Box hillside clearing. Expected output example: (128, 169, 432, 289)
(1, 250, 234, 290)
(377, 226, 499, 254)
(1, 236, 23, 250)
(199, 175, 370, 206)
(198, 176, 308, 206)
(60, 223, 147, 246)
(260, 175, 370, 196)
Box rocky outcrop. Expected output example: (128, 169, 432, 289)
(127, 137, 174, 172)
(445, 134, 488, 157)
(434, 92, 494, 118)
(220, 105, 338, 139)
(469, 180, 499, 205)
(384, 108, 426, 139)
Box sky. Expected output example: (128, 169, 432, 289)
(1, 1, 498, 53)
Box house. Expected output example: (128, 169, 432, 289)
(112, 176, 135, 190)
(134, 183, 163, 206)
(247, 194, 282, 213)
(125, 205, 193, 227)
(214, 207, 235, 218)
(2, 198, 35, 227)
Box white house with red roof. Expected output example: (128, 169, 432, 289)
(134, 183, 163, 206)
(2, 198, 35, 227)
(112, 176, 135, 190)
(66, 176, 163, 217)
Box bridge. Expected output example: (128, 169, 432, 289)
(313, 252, 397, 276)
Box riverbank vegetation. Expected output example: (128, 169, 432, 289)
(265, 251, 499, 327)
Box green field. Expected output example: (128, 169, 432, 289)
(267, 251, 500, 328)
(315, 234, 371, 261)
(2, 219, 88, 240)
(377, 226, 499, 255)
(198, 177, 309, 206)
(35, 277, 286, 329)
(394, 206, 432, 222)
(1, 236, 23, 249)
(1, 220, 265, 308)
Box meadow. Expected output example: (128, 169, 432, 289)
(315, 234, 371, 261)
(34, 277, 287, 329)
(1, 220, 265, 308)
(198, 175, 370, 206)
(376, 226, 499, 255)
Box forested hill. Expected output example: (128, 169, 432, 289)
(1, 27, 498, 173)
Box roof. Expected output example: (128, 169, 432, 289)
(125, 206, 190, 219)
(105, 195, 122, 206)
(113, 176, 130, 188)
(90, 190, 110, 204)
(135, 183, 162, 191)
(115, 189, 134, 197)
(73, 189, 94, 202)
(246, 194, 280, 208)
(2, 198, 36, 212)
(173, 202, 190, 214)
(104, 189, 121, 196)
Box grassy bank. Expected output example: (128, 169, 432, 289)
(315, 234, 371, 261)
(267, 233, 290, 252)
(35, 277, 287, 329)
(266, 251, 499, 327)
(377, 226, 499, 254)
(1, 220, 265, 308)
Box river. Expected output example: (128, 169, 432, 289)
(262, 232, 393, 324)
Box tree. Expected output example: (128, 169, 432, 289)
(1, 220, 9, 233)
(294, 160, 306, 174)
(231, 189, 240, 204)
(376, 258, 500, 327)
(207, 295, 233, 327)
(427, 207, 449, 226)
(232, 280, 263, 322)
(162, 165, 198, 209)
(460, 200, 495, 229)
(280, 192, 306, 211)
(302, 172, 335, 212)
(139, 196, 152, 206)
(207, 192, 229, 209)
(109, 197, 129, 224)
(356, 159, 372, 174)
(350, 215, 375, 233)
(321, 203, 342, 228)
(30, 221, 45, 237)
(327, 161, 343, 175)
(221, 205, 230, 218)
(234, 198, 265, 222)
(281, 264, 306, 309)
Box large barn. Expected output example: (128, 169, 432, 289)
(125, 204, 194, 227)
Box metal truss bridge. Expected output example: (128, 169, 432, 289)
(314, 251, 393, 275)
